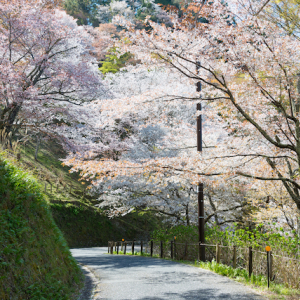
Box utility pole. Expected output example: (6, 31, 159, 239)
(196, 61, 205, 261)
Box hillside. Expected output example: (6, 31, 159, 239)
(0, 155, 83, 300)
(9, 138, 161, 248)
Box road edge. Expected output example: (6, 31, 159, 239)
(76, 263, 102, 300)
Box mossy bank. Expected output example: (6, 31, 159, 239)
(0, 156, 83, 300)
(50, 200, 160, 248)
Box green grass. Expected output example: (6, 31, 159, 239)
(189, 260, 300, 299)
(0, 155, 83, 300)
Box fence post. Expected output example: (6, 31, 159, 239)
(110, 242, 113, 254)
(160, 241, 163, 258)
(270, 251, 273, 280)
(216, 244, 220, 264)
(117, 241, 119, 254)
(184, 241, 188, 260)
(124, 242, 127, 255)
(121, 242, 123, 252)
(171, 241, 174, 259)
(233, 245, 237, 269)
(108, 241, 110, 253)
(141, 240, 143, 255)
(115, 242, 117, 252)
(150, 241, 153, 257)
(267, 250, 270, 288)
(132, 240, 135, 255)
(174, 240, 176, 260)
(248, 246, 253, 278)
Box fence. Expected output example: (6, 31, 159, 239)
(108, 240, 300, 289)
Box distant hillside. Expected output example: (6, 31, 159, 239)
(0, 155, 83, 300)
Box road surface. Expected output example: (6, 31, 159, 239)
(71, 247, 265, 300)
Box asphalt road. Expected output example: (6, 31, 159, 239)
(71, 247, 266, 300)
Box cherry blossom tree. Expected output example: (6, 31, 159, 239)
(0, 2, 104, 142)
(109, 0, 300, 220)
(63, 67, 253, 225)
(61, 0, 300, 234)
(84, 23, 118, 61)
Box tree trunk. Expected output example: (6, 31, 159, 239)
(6, 104, 21, 133)
(35, 134, 41, 161)
(186, 204, 190, 226)
(0, 104, 21, 148)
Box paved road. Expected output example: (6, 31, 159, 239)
(71, 247, 266, 300)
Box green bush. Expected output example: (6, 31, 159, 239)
(99, 47, 133, 75)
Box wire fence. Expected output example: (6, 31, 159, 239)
(108, 240, 300, 289)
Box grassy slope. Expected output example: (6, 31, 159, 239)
(15, 139, 161, 248)
(0, 156, 83, 300)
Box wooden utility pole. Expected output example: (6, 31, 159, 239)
(196, 61, 205, 261)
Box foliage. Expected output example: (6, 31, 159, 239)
(61, 0, 300, 242)
(151, 224, 300, 257)
(99, 47, 134, 74)
(63, 0, 103, 26)
(51, 201, 162, 247)
(262, 0, 300, 37)
(64, 68, 254, 228)
(0, 155, 83, 299)
(104, 0, 300, 228)
(7, 135, 161, 248)
(152, 224, 198, 244)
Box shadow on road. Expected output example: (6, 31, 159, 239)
(72, 248, 264, 300)
(135, 289, 259, 300)
(74, 253, 179, 270)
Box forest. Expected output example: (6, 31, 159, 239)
(1, 0, 300, 297)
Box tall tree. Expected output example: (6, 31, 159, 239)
(63, 68, 253, 225)
(63, 0, 300, 233)
(111, 0, 300, 215)
(0, 3, 104, 140)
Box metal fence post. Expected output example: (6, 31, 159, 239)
(124, 242, 127, 255)
(160, 241, 163, 258)
(141, 240, 143, 255)
(132, 240, 135, 255)
(171, 241, 174, 259)
(117, 241, 119, 254)
(267, 250, 270, 288)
